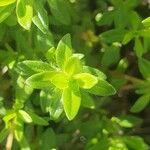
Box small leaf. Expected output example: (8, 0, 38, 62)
(40, 90, 51, 113)
(100, 29, 126, 43)
(81, 91, 95, 109)
(32, 16, 47, 33)
(65, 56, 82, 75)
(0, 128, 8, 143)
(18, 60, 53, 76)
(123, 136, 149, 150)
(0, 4, 15, 23)
(56, 34, 72, 69)
(18, 110, 32, 123)
(134, 38, 144, 57)
(32, 0, 48, 33)
(28, 112, 48, 126)
(138, 29, 150, 37)
(49, 90, 63, 120)
(74, 73, 98, 89)
(138, 58, 150, 80)
(16, 0, 33, 30)
(88, 80, 116, 96)
(51, 72, 69, 89)
(14, 117, 31, 150)
(47, 0, 71, 25)
(0, 0, 16, 6)
(83, 66, 107, 80)
(25, 71, 58, 89)
(39, 128, 56, 149)
(62, 81, 81, 120)
(130, 94, 150, 113)
(142, 17, 150, 27)
(101, 46, 120, 68)
(111, 115, 142, 128)
(122, 31, 135, 45)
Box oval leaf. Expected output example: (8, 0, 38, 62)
(62, 81, 81, 120)
(18, 60, 54, 76)
(0, 0, 16, 6)
(88, 80, 116, 96)
(16, 0, 33, 30)
(18, 110, 32, 123)
(74, 73, 98, 89)
(130, 94, 150, 113)
(56, 34, 72, 69)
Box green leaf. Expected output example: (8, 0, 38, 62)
(3, 111, 16, 127)
(142, 17, 150, 27)
(123, 136, 149, 150)
(39, 128, 56, 150)
(26, 71, 59, 89)
(40, 90, 51, 113)
(130, 94, 150, 113)
(83, 66, 107, 80)
(65, 56, 82, 75)
(138, 58, 150, 80)
(100, 29, 126, 43)
(101, 46, 120, 68)
(81, 91, 95, 109)
(51, 72, 69, 89)
(14, 117, 31, 150)
(16, 0, 33, 30)
(74, 73, 98, 89)
(111, 115, 142, 128)
(0, 128, 8, 143)
(129, 11, 141, 30)
(122, 31, 135, 45)
(28, 111, 48, 126)
(0, 4, 15, 23)
(88, 80, 116, 96)
(0, 0, 16, 6)
(18, 60, 54, 76)
(14, 76, 33, 109)
(138, 29, 150, 38)
(97, 11, 114, 26)
(32, 16, 47, 34)
(134, 38, 144, 57)
(56, 34, 72, 69)
(62, 81, 81, 120)
(18, 110, 32, 123)
(47, 0, 71, 25)
(48, 90, 63, 120)
(32, 0, 48, 33)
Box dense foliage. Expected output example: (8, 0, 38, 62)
(0, 0, 150, 149)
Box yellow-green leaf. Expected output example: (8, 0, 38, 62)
(62, 81, 81, 120)
(0, 0, 16, 6)
(16, 0, 33, 30)
(74, 73, 98, 89)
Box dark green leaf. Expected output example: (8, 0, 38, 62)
(28, 111, 48, 126)
(123, 136, 149, 150)
(130, 94, 150, 113)
(100, 29, 126, 43)
(88, 80, 116, 96)
(47, 0, 71, 25)
(0, 4, 15, 23)
(0, 128, 8, 143)
(138, 58, 150, 80)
